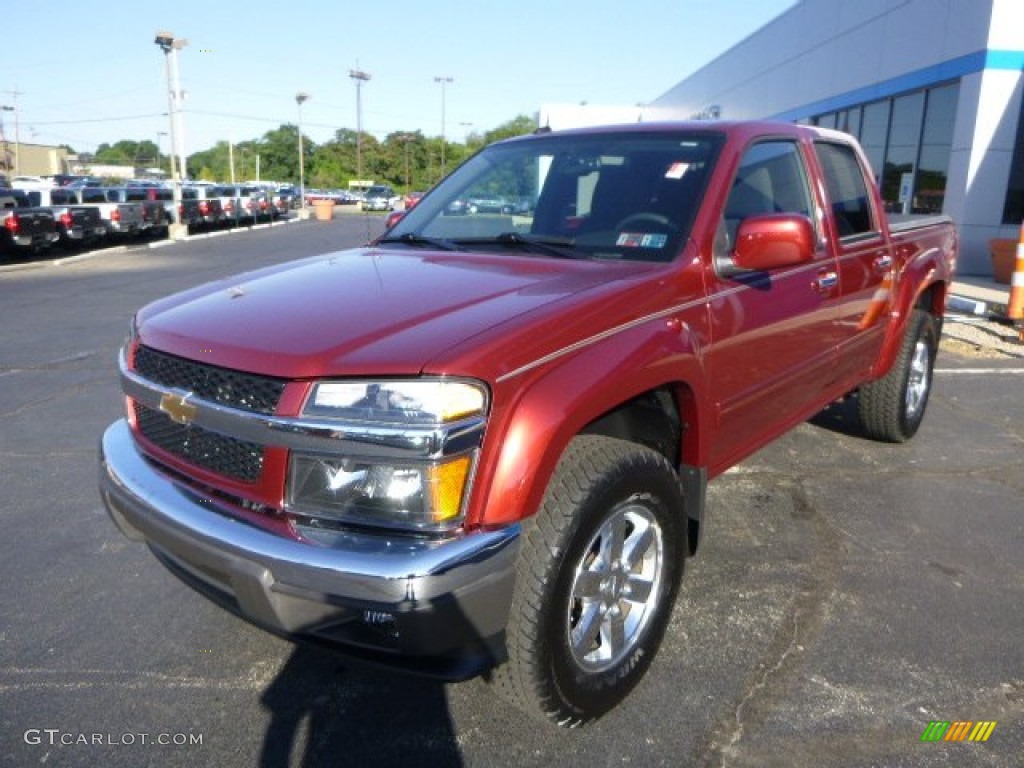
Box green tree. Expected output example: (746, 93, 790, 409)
(309, 128, 359, 187)
(95, 139, 160, 167)
(483, 114, 537, 144)
(256, 124, 304, 183)
(171, 113, 537, 187)
(188, 141, 232, 181)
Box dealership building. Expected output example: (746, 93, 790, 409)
(541, 0, 1024, 276)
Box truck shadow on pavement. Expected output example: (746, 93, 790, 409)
(807, 396, 871, 439)
(258, 644, 463, 768)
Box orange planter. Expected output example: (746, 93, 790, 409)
(989, 238, 1017, 284)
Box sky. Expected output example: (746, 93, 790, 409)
(4, 0, 795, 156)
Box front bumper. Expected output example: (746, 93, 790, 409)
(99, 419, 520, 679)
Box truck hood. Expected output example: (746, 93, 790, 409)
(137, 246, 654, 379)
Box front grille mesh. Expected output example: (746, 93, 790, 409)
(134, 345, 285, 415)
(132, 346, 286, 484)
(134, 402, 264, 483)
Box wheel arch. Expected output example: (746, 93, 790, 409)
(578, 384, 706, 555)
(471, 324, 709, 555)
(874, 270, 948, 380)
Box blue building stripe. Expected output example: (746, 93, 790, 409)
(772, 49, 1024, 121)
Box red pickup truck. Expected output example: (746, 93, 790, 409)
(99, 121, 956, 726)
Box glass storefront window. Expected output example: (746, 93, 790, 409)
(810, 82, 958, 216)
(916, 82, 959, 214)
(881, 92, 925, 213)
(859, 100, 891, 186)
(1003, 90, 1024, 224)
(838, 107, 861, 138)
(817, 113, 838, 129)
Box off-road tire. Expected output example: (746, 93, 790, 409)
(491, 435, 686, 726)
(858, 309, 938, 442)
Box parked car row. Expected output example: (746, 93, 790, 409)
(1, 182, 296, 261)
(360, 185, 401, 212)
(304, 188, 361, 206)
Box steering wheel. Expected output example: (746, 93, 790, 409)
(615, 212, 677, 231)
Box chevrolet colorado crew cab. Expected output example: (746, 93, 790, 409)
(99, 121, 957, 725)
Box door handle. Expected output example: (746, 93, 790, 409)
(814, 271, 838, 292)
(873, 254, 893, 273)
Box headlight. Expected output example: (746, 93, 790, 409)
(289, 378, 488, 532)
(305, 380, 486, 425)
(288, 453, 475, 532)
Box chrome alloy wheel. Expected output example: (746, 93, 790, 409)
(566, 501, 664, 672)
(905, 338, 931, 419)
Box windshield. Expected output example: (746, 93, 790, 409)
(385, 129, 723, 263)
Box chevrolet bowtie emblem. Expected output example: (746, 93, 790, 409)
(159, 392, 198, 425)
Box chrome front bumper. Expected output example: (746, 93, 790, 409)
(99, 419, 520, 678)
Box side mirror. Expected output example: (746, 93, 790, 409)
(731, 213, 816, 272)
(384, 210, 405, 230)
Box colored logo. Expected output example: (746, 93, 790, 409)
(159, 392, 197, 425)
(920, 720, 997, 742)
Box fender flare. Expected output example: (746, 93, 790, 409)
(872, 249, 949, 379)
(468, 316, 710, 530)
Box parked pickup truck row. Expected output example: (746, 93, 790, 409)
(100, 121, 957, 727)
(0, 189, 60, 254)
(1, 183, 295, 260)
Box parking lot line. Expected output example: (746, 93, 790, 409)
(934, 368, 1024, 374)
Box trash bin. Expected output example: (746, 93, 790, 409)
(313, 200, 335, 221)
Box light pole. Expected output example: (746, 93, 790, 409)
(155, 31, 188, 240)
(0, 106, 13, 176)
(156, 130, 167, 177)
(295, 92, 310, 217)
(434, 76, 453, 179)
(398, 133, 415, 192)
(1, 90, 22, 176)
(349, 68, 371, 181)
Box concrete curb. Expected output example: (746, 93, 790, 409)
(949, 278, 1010, 319)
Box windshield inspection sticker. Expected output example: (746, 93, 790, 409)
(617, 232, 668, 248)
(665, 162, 690, 179)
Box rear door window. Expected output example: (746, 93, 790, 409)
(814, 141, 878, 239)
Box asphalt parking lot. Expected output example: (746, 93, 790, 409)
(1, 216, 1022, 767)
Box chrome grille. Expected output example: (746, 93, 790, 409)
(134, 402, 264, 483)
(131, 345, 286, 483)
(134, 345, 285, 415)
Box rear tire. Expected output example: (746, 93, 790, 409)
(858, 309, 938, 442)
(492, 435, 686, 726)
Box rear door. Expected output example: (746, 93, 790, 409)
(705, 138, 841, 471)
(811, 140, 893, 386)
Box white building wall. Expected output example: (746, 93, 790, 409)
(538, 104, 659, 132)
(646, 0, 1024, 276)
(651, 0, 997, 122)
(947, 69, 1024, 272)
(537, 0, 1024, 275)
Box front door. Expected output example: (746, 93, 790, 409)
(705, 138, 841, 472)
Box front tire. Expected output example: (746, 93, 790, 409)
(492, 435, 686, 726)
(858, 308, 938, 442)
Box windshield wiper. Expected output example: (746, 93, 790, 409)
(461, 232, 583, 259)
(377, 233, 461, 252)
